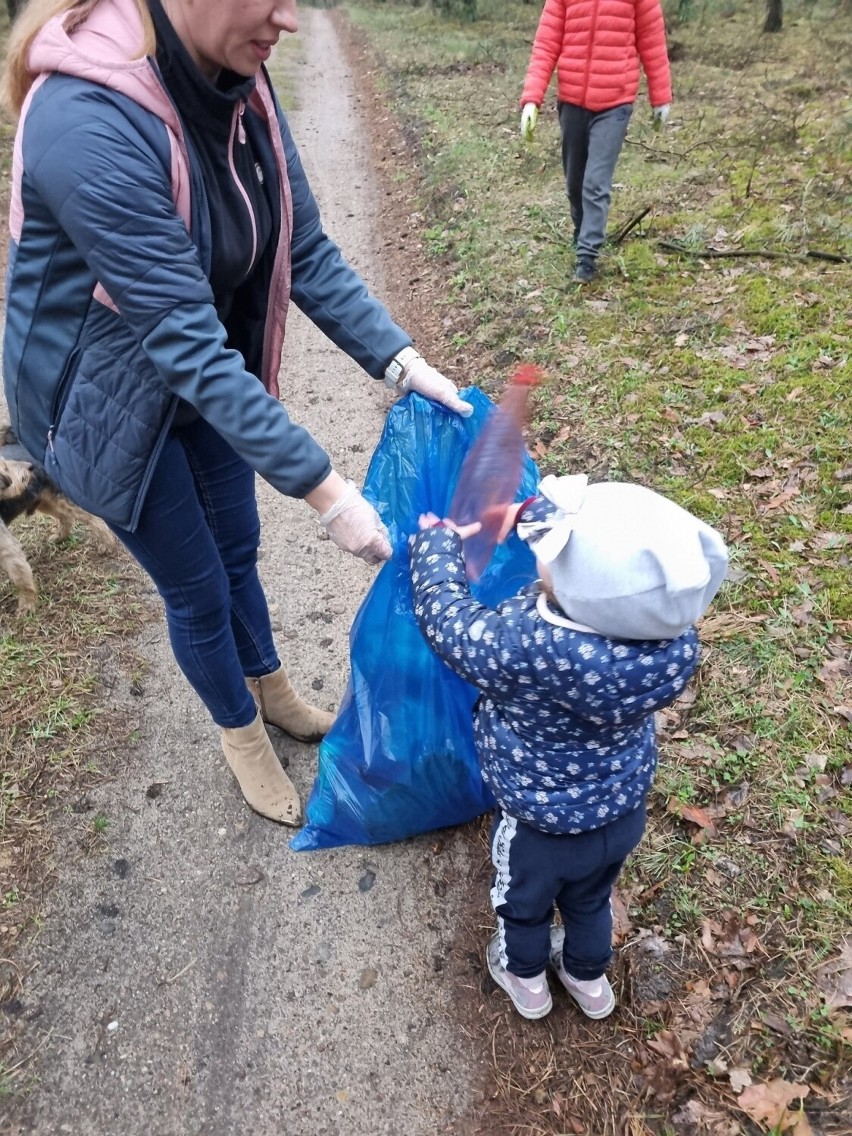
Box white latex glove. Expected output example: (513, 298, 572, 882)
(318, 479, 392, 565)
(651, 104, 670, 129)
(520, 102, 539, 141)
(397, 353, 473, 418)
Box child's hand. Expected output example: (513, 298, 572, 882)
(418, 513, 482, 540)
(449, 520, 483, 540)
(482, 503, 522, 544)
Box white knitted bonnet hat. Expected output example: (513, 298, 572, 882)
(518, 474, 729, 641)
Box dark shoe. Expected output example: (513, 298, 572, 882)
(573, 257, 596, 284)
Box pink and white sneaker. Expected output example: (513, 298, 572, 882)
(549, 925, 616, 1019)
(486, 934, 552, 1020)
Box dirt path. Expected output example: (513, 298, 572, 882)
(6, 11, 479, 1135)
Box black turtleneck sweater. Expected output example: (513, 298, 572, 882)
(148, 0, 274, 326)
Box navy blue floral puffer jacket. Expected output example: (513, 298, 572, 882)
(408, 527, 699, 835)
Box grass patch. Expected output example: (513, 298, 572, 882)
(344, 0, 851, 1130)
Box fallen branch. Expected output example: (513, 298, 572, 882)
(610, 206, 651, 246)
(807, 250, 850, 263)
(657, 240, 849, 263)
(623, 138, 712, 162)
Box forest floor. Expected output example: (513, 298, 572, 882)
(339, 1, 851, 1133)
(0, 1, 850, 1134)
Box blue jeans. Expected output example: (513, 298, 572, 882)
(110, 418, 279, 728)
(558, 101, 633, 261)
(490, 803, 646, 980)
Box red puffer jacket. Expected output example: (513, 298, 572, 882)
(520, 0, 672, 113)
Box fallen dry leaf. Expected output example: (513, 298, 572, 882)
(678, 803, 720, 835)
(811, 531, 850, 551)
(646, 1029, 690, 1066)
(729, 1066, 753, 1093)
(667, 799, 720, 838)
(818, 657, 852, 686)
(738, 1078, 810, 1130)
(701, 914, 764, 958)
(610, 887, 633, 944)
(721, 782, 750, 808)
(693, 410, 726, 426)
(762, 487, 800, 512)
(672, 1098, 741, 1135)
(636, 1029, 691, 1102)
(815, 936, 852, 1009)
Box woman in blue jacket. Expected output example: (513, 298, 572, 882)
(2, 0, 470, 826)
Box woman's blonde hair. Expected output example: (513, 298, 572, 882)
(2, 0, 155, 115)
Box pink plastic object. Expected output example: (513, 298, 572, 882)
(449, 365, 543, 581)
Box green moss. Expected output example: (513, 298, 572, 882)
(821, 574, 852, 621)
(824, 857, 852, 908)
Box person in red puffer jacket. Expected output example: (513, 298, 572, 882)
(520, 0, 672, 283)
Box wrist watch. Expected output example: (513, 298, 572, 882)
(383, 345, 421, 390)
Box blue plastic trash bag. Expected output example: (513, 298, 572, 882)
(290, 387, 539, 851)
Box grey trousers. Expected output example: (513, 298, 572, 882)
(558, 101, 633, 262)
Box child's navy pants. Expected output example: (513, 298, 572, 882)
(490, 803, 646, 981)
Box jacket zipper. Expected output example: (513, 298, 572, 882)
(253, 82, 291, 396)
(229, 101, 257, 277)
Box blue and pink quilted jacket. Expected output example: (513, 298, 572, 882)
(4, 0, 409, 529)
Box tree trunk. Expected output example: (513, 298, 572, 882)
(764, 0, 783, 32)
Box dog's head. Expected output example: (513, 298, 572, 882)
(0, 459, 35, 499)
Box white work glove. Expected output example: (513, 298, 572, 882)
(318, 479, 392, 565)
(651, 104, 670, 129)
(520, 102, 539, 141)
(384, 347, 472, 417)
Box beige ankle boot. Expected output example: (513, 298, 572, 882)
(246, 666, 333, 743)
(221, 711, 302, 826)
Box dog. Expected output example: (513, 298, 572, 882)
(1, 425, 116, 615)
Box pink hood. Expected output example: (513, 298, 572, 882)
(11, 0, 293, 397)
(12, 0, 190, 240)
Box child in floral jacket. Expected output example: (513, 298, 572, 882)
(408, 474, 727, 1020)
